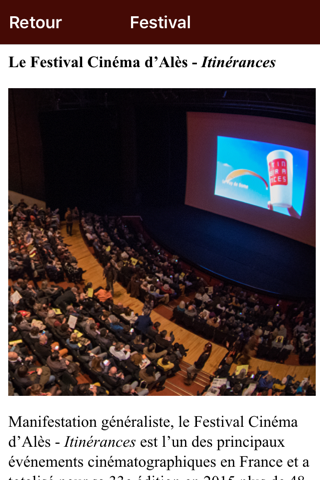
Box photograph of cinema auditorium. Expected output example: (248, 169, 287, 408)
(8, 88, 315, 397)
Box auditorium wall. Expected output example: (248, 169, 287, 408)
(9, 89, 46, 201)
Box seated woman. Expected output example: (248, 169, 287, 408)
(89, 356, 111, 375)
(66, 332, 82, 350)
(15, 313, 32, 332)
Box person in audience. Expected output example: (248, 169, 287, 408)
(35, 335, 55, 358)
(147, 321, 161, 339)
(47, 351, 78, 376)
(116, 382, 149, 396)
(54, 287, 79, 313)
(96, 328, 115, 349)
(104, 366, 132, 389)
(176, 300, 186, 313)
(89, 355, 111, 374)
(8, 351, 34, 372)
(135, 314, 153, 334)
(14, 364, 54, 388)
(94, 286, 113, 304)
(27, 384, 61, 396)
(139, 364, 167, 392)
(155, 330, 174, 349)
(157, 355, 175, 374)
(185, 305, 197, 317)
(143, 343, 167, 360)
(56, 322, 72, 339)
(109, 343, 131, 361)
(148, 284, 169, 304)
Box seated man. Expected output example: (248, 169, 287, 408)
(157, 355, 175, 373)
(104, 366, 132, 389)
(155, 330, 174, 349)
(85, 322, 100, 340)
(47, 351, 78, 377)
(112, 303, 125, 316)
(35, 335, 52, 359)
(39, 280, 63, 301)
(54, 287, 79, 313)
(8, 351, 34, 372)
(96, 328, 115, 349)
(45, 259, 62, 279)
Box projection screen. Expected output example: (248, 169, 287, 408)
(185, 112, 315, 246)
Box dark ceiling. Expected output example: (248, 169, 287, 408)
(34, 88, 315, 124)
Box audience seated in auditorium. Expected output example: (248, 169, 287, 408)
(8, 201, 315, 396)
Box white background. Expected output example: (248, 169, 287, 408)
(2, 43, 319, 480)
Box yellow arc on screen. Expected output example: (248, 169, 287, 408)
(225, 169, 269, 189)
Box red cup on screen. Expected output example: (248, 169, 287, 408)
(267, 150, 293, 208)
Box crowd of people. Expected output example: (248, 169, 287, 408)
(172, 286, 315, 367)
(80, 211, 315, 367)
(8, 201, 315, 396)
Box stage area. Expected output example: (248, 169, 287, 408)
(140, 204, 315, 300)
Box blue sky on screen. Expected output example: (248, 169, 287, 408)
(214, 136, 309, 217)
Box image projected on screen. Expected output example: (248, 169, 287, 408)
(214, 136, 309, 218)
